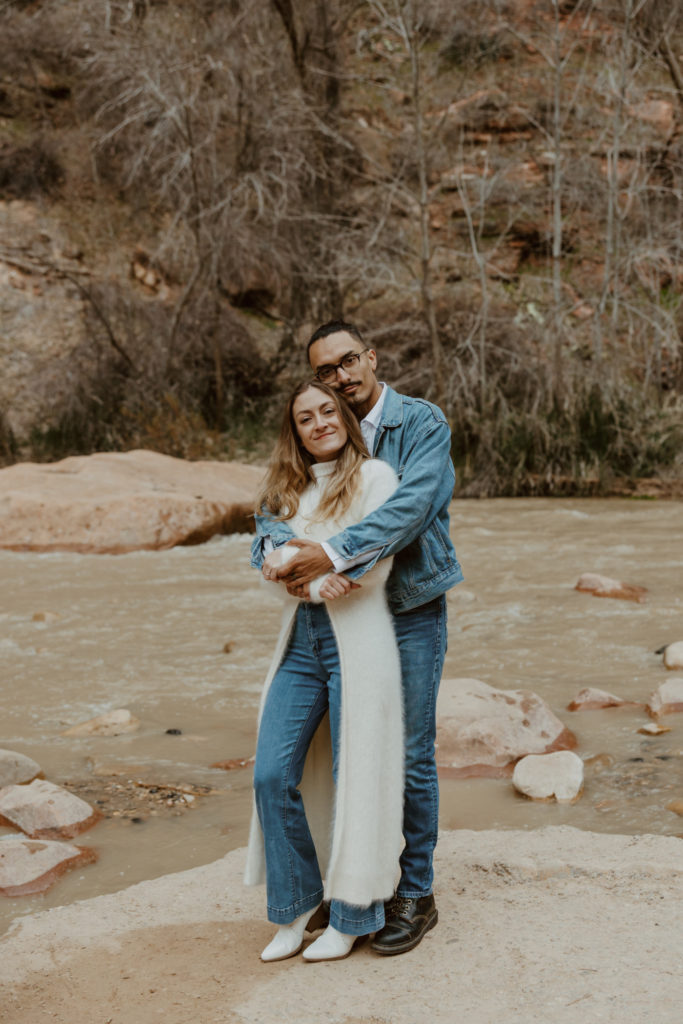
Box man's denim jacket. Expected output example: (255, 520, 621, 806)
(251, 385, 463, 613)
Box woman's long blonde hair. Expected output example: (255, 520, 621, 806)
(255, 381, 370, 523)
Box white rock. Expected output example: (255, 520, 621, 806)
(0, 779, 99, 838)
(512, 751, 584, 803)
(62, 708, 141, 737)
(663, 642, 683, 671)
(566, 688, 627, 711)
(637, 722, 671, 735)
(646, 678, 683, 717)
(0, 836, 96, 896)
(0, 748, 41, 788)
(436, 678, 576, 775)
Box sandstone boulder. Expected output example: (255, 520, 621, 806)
(0, 836, 96, 896)
(512, 751, 584, 803)
(436, 678, 577, 778)
(0, 749, 41, 788)
(566, 688, 632, 711)
(62, 708, 141, 738)
(663, 642, 683, 671)
(575, 573, 647, 603)
(0, 779, 100, 839)
(0, 449, 264, 553)
(647, 678, 683, 718)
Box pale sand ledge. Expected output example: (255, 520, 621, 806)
(1, 827, 682, 1024)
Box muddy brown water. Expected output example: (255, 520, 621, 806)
(1, 498, 682, 934)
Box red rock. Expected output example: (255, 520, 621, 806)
(567, 688, 634, 711)
(575, 573, 647, 603)
(0, 836, 96, 897)
(0, 450, 263, 553)
(436, 678, 577, 778)
(0, 779, 100, 839)
(629, 99, 675, 134)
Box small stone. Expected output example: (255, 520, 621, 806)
(31, 611, 61, 623)
(211, 756, 255, 771)
(666, 800, 683, 817)
(638, 723, 671, 735)
(567, 688, 629, 711)
(222, 641, 235, 654)
(583, 753, 614, 772)
(165, 728, 182, 736)
(0, 749, 41, 788)
(512, 751, 584, 803)
(62, 709, 140, 737)
(575, 573, 647, 603)
(663, 642, 683, 671)
(0, 779, 100, 839)
(0, 836, 97, 896)
(647, 678, 683, 718)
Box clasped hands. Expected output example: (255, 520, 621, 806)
(261, 539, 360, 601)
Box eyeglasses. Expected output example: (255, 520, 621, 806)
(313, 349, 369, 384)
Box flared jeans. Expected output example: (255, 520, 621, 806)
(253, 602, 385, 936)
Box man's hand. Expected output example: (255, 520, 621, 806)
(274, 539, 334, 585)
(285, 581, 311, 600)
(318, 574, 361, 601)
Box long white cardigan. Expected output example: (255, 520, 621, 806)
(244, 458, 404, 907)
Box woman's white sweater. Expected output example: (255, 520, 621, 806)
(244, 458, 404, 906)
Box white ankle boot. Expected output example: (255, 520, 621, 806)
(302, 925, 357, 962)
(261, 903, 323, 962)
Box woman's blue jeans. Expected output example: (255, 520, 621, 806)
(253, 602, 385, 936)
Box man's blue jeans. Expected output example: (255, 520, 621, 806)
(253, 602, 385, 937)
(393, 594, 448, 898)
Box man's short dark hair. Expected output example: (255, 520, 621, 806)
(307, 319, 365, 356)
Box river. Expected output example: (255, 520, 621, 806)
(1, 497, 682, 934)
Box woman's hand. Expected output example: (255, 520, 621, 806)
(261, 551, 282, 582)
(318, 574, 360, 601)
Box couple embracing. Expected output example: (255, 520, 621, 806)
(245, 319, 463, 962)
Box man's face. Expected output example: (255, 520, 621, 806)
(308, 331, 381, 418)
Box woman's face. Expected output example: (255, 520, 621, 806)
(292, 387, 349, 462)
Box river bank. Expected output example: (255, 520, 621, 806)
(2, 826, 682, 1024)
(1, 497, 683, 935)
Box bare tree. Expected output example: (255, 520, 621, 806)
(502, 0, 598, 399)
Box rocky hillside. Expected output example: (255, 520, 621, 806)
(1, 0, 682, 494)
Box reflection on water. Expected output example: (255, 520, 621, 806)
(1, 498, 682, 932)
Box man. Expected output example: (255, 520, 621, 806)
(252, 319, 463, 955)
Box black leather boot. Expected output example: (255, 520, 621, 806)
(370, 894, 438, 955)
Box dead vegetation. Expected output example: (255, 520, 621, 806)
(0, 0, 682, 493)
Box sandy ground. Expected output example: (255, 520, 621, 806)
(1, 826, 682, 1024)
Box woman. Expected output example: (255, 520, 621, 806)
(244, 381, 404, 962)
